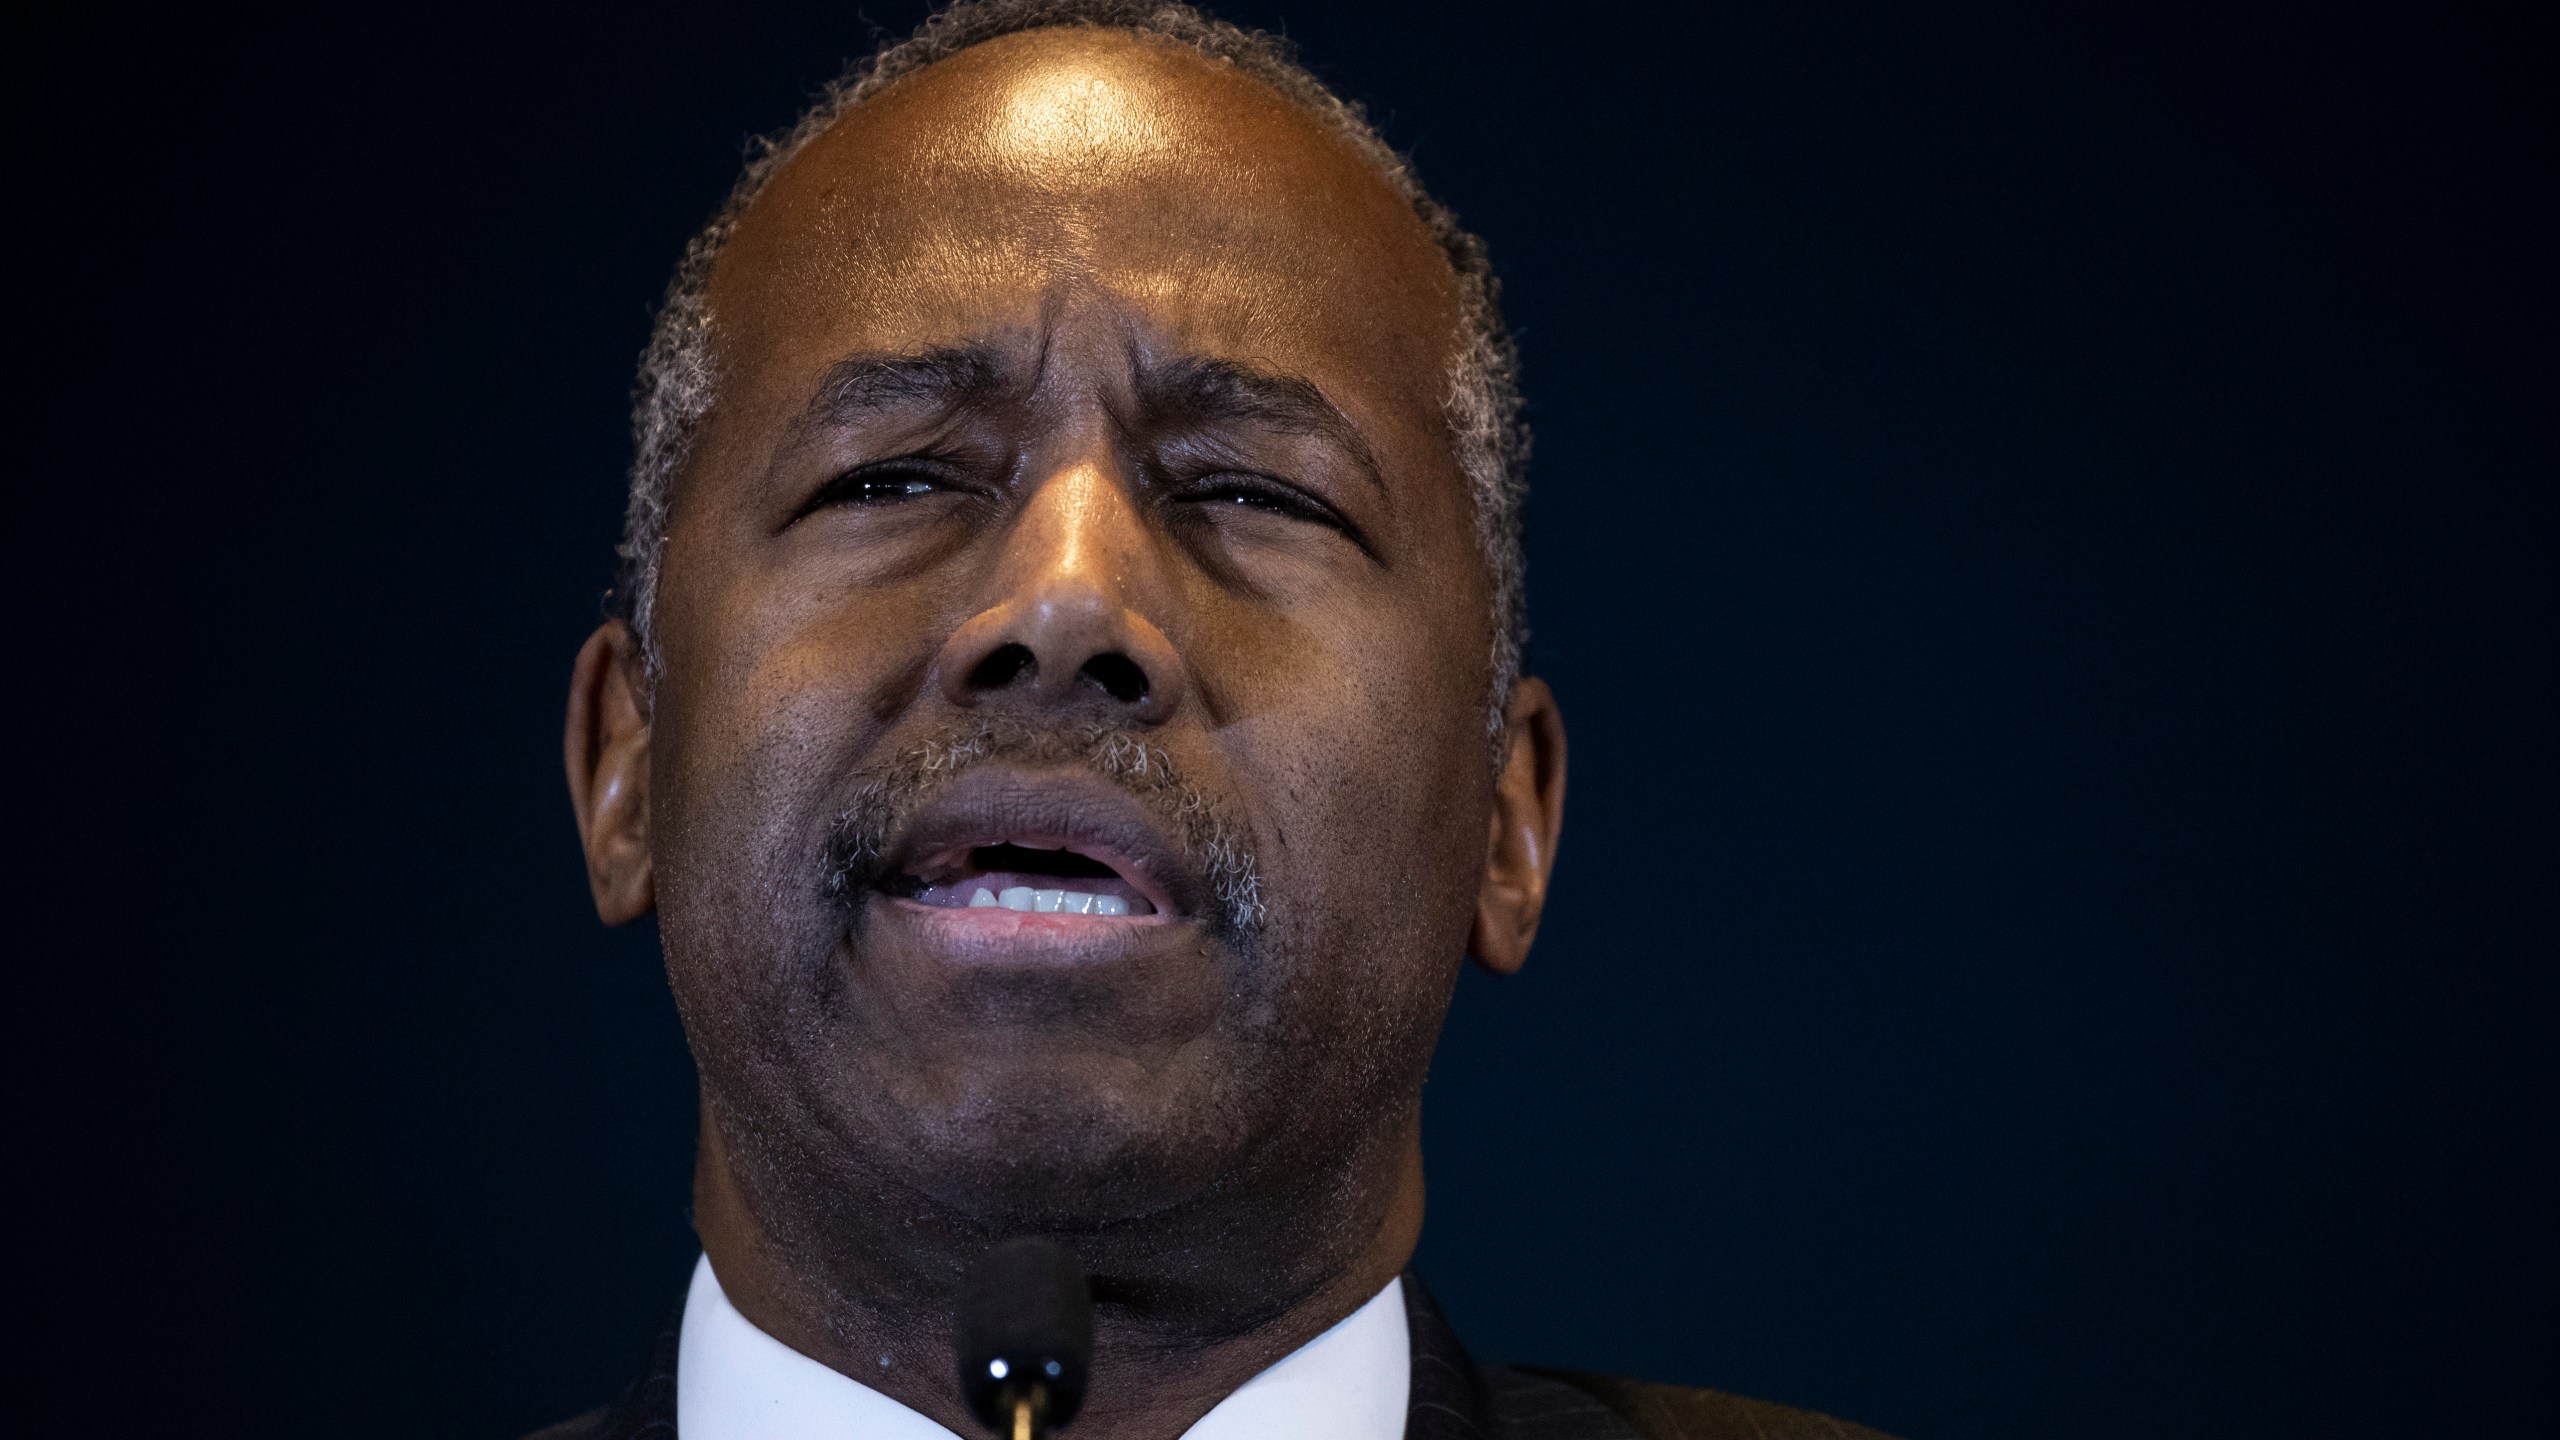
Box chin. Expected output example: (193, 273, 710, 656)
(881, 1049, 1254, 1228)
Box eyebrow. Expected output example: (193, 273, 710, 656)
(786, 344, 1385, 489)
(1137, 355, 1386, 491)
(796, 344, 1006, 433)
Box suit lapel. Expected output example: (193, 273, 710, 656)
(1401, 1273, 1497, 1440)
(588, 1301, 681, 1439)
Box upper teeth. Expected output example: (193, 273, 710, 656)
(969, 886, 1130, 916)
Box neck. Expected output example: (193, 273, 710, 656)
(690, 1103, 1427, 1440)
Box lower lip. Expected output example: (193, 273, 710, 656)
(873, 895, 1180, 962)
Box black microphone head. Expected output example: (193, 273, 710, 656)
(955, 1237, 1093, 1433)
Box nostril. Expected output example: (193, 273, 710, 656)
(969, 643, 1036, 692)
(1079, 653, 1150, 705)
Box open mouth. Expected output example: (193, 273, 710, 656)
(842, 763, 1213, 934)
(894, 839, 1165, 919)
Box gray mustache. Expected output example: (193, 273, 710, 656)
(822, 715, 1268, 940)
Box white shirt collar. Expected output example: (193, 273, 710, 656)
(676, 1253, 1410, 1440)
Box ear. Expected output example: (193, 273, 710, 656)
(1469, 676, 1566, 976)
(565, 619, 656, 925)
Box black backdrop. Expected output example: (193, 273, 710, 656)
(16, 1, 2553, 1436)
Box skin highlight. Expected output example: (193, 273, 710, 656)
(564, 27, 1564, 1440)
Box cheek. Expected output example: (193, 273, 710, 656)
(1217, 586, 1496, 979)
(645, 541, 948, 971)
(655, 521, 952, 767)
(1193, 501, 1495, 915)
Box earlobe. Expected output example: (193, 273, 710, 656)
(1467, 677, 1566, 976)
(565, 620, 657, 925)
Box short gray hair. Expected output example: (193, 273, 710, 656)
(617, 0, 1529, 728)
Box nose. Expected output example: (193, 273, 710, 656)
(935, 465, 1186, 726)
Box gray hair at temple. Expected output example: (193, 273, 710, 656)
(613, 0, 1531, 734)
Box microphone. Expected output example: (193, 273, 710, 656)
(955, 1237, 1093, 1440)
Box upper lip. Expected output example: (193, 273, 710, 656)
(875, 764, 1198, 919)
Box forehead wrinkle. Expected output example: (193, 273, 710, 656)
(1101, 247, 1450, 392)
(718, 203, 1450, 472)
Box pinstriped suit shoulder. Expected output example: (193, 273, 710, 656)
(520, 1274, 1900, 1440)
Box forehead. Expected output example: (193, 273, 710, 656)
(704, 28, 1465, 420)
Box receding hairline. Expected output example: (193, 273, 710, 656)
(700, 24, 1469, 333)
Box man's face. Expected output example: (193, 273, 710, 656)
(608, 31, 1528, 1248)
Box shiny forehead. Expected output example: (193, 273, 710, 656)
(701, 27, 1467, 405)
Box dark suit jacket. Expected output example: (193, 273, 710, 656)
(526, 1275, 1899, 1440)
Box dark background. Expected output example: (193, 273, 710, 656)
(15, 0, 2552, 1435)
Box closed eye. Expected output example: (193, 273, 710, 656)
(793, 461, 959, 521)
(1175, 473, 1372, 552)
